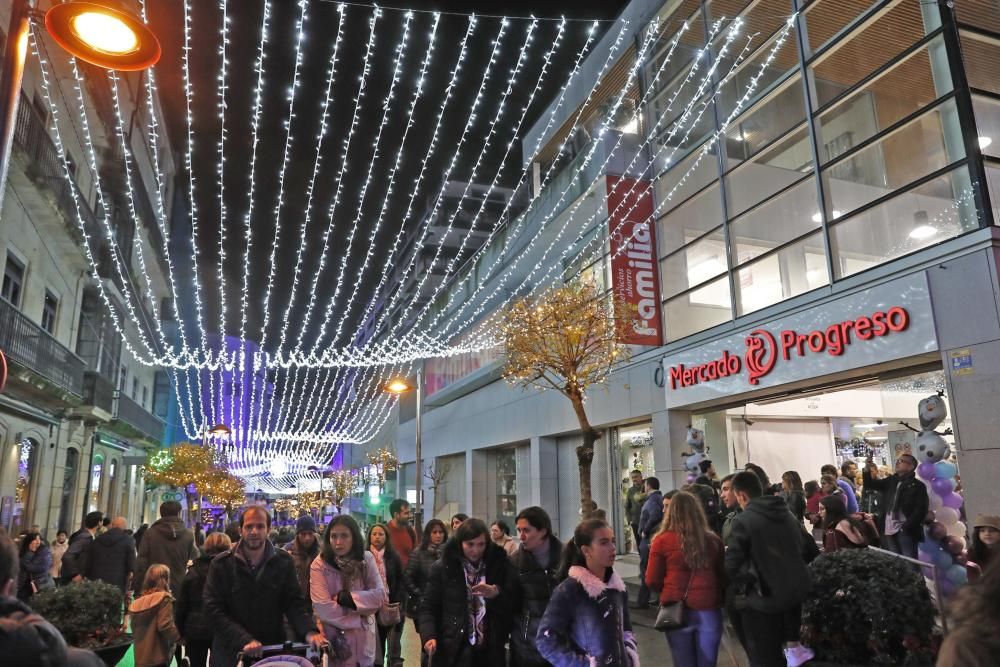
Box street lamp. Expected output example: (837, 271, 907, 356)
(0, 0, 161, 212)
(384, 369, 423, 530)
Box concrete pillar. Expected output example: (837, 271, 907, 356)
(466, 449, 488, 520)
(529, 436, 559, 535)
(651, 409, 693, 491)
(515, 443, 532, 515)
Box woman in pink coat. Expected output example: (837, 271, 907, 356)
(311, 515, 387, 667)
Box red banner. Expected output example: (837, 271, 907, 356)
(606, 176, 662, 346)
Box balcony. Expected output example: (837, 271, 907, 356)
(112, 390, 165, 444)
(0, 297, 84, 400)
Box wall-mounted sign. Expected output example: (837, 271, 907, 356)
(661, 273, 938, 408)
(606, 176, 662, 346)
(949, 348, 974, 376)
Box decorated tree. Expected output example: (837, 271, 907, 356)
(366, 447, 399, 490)
(330, 470, 355, 513)
(500, 281, 632, 518)
(144, 443, 245, 520)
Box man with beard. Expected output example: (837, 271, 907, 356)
(284, 516, 320, 614)
(203, 507, 324, 667)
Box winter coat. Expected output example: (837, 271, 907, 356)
(494, 534, 519, 557)
(59, 529, 95, 581)
(822, 520, 869, 553)
(134, 517, 198, 598)
(175, 554, 215, 644)
(508, 536, 563, 667)
(285, 540, 320, 615)
(782, 490, 807, 523)
(862, 469, 929, 543)
(536, 567, 638, 667)
(0, 595, 104, 667)
(311, 551, 386, 667)
(721, 508, 740, 544)
(373, 548, 405, 607)
(645, 531, 724, 610)
(17, 545, 54, 600)
(724, 495, 818, 614)
(203, 540, 315, 667)
(624, 485, 646, 525)
(404, 544, 441, 610)
(129, 591, 180, 667)
(83, 527, 136, 594)
(50, 540, 68, 579)
(637, 490, 664, 544)
(836, 478, 859, 514)
(416, 540, 513, 667)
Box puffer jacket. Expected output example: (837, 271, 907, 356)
(311, 551, 386, 667)
(404, 544, 441, 610)
(17, 545, 54, 600)
(129, 591, 180, 667)
(175, 554, 214, 643)
(508, 537, 563, 667)
(416, 540, 513, 667)
(536, 567, 638, 667)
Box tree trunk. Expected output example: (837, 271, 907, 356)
(568, 391, 601, 519)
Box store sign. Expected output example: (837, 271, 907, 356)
(606, 176, 662, 346)
(661, 274, 938, 408)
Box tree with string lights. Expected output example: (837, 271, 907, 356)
(500, 281, 632, 519)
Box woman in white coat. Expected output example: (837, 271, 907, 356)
(311, 515, 387, 667)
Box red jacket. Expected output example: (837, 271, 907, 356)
(645, 530, 724, 609)
(387, 520, 417, 568)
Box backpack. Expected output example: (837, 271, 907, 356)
(690, 483, 722, 531)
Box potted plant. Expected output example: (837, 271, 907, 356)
(30, 580, 132, 666)
(801, 549, 939, 665)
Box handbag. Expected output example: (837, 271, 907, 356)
(653, 571, 693, 632)
(329, 627, 353, 662)
(377, 601, 401, 626)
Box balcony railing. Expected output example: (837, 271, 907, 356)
(82, 371, 116, 413)
(113, 390, 165, 443)
(0, 297, 84, 396)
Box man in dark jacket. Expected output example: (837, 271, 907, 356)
(508, 506, 562, 667)
(203, 507, 323, 667)
(862, 453, 928, 559)
(83, 516, 135, 595)
(726, 471, 817, 667)
(284, 515, 319, 615)
(134, 501, 198, 598)
(633, 477, 663, 607)
(60, 511, 102, 583)
(623, 470, 645, 551)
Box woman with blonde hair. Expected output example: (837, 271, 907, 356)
(129, 564, 180, 667)
(645, 491, 725, 667)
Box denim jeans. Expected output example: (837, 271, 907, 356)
(881, 532, 918, 559)
(665, 608, 723, 667)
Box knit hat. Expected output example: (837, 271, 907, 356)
(295, 516, 316, 534)
(973, 514, 1000, 531)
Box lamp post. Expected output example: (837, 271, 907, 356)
(384, 368, 423, 531)
(0, 0, 161, 212)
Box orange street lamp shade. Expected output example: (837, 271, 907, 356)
(209, 423, 231, 436)
(385, 379, 412, 394)
(46, 2, 161, 71)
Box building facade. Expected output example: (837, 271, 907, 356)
(0, 1, 177, 537)
(393, 0, 1000, 547)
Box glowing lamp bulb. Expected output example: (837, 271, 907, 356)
(71, 11, 139, 55)
(385, 379, 411, 394)
(909, 225, 938, 240)
(270, 457, 288, 478)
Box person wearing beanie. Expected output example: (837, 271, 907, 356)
(285, 515, 320, 614)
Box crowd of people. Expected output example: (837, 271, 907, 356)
(0, 459, 998, 667)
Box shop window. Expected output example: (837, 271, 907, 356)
(724, 75, 808, 172)
(725, 127, 812, 219)
(729, 176, 820, 264)
(12, 438, 39, 534)
(972, 95, 1000, 160)
(801, 0, 882, 56)
(653, 143, 720, 220)
(132, 376, 139, 401)
(42, 290, 58, 334)
(88, 454, 104, 514)
(735, 231, 829, 315)
(663, 275, 733, 342)
(654, 92, 717, 157)
(660, 227, 727, 300)
(714, 23, 800, 122)
(657, 181, 724, 258)
(959, 30, 1000, 96)
(58, 448, 79, 533)
(2, 253, 25, 308)
(954, 1, 1000, 39)
(987, 162, 1000, 227)
(829, 164, 979, 278)
(644, 0, 705, 103)
(107, 460, 118, 516)
(809, 0, 941, 110)
(141, 386, 148, 409)
(821, 98, 965, 219)
(615, 422, 655, 553)
(495, 448, 517, 529)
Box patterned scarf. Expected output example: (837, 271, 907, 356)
(463, 558, 487, 646)
(334, 555, 364, 589)
(371, 548, 387, 587)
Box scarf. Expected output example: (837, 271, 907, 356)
(463, 558, 487, 647)
(334, 555, 365, 589)
(371, 548, 387, 587)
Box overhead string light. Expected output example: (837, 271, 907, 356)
(216, 0, 233, 429)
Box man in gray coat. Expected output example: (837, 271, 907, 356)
(133, 501, 198, 597)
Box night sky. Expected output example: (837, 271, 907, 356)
(146, 0, 630, 352)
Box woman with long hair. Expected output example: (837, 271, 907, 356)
(781, 471, 806, 523)
(129, 564, 180, 667)
(404, 519, 448, 616)
(16, 532, 53, 600)
(537, 519, 638, 667)
(417, 518, 511, 667)
(311, 515, 387, 667)
(804, 480, 826, 542)
(744, 463, 773, 494)
(368, 523, 405, 667)
(937, 558, 1000, 664)
(176, 532, 232, 667)
(968, 515, 1000, 574)
(646, 491, 725, 667)
(819, 495, 869, 552)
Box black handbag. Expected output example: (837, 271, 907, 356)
(653, 572, 692, 631)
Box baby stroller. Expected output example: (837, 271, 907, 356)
(235, 641, 329, 667)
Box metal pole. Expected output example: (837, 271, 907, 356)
(415, 367, 423, 533)
(0, 0, 32, 216)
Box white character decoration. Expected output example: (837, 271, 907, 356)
(682, 426, 709, 477)
(902, 391, 952, 463)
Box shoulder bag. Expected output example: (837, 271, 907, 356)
(653, 572, 692, 631)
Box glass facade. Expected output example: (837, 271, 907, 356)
(648, 0, 995, 342)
